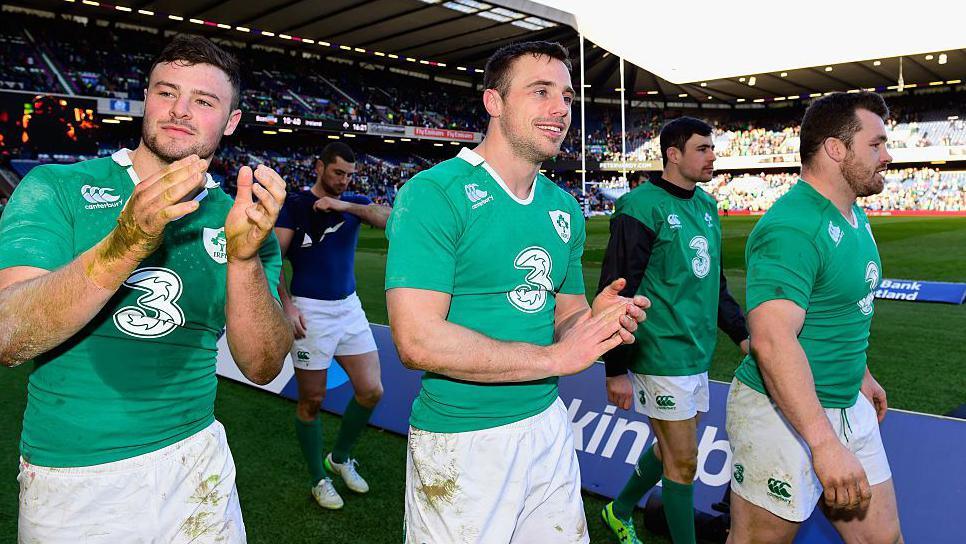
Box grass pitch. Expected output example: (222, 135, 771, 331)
(1, 216, 962, 542)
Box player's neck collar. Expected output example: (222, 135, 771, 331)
(111, 148, 218, 193)
(457, 147, 536, 206)
(653, 177, 695, 199)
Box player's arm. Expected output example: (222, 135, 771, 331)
(860, 365, 888, 423)
(346, 202, 391, 229)
(717, 254, 750, 353)
(597, 213, 655, 408)
(750, 300, 871, 510)
(223, 166, 293, 385)
(314, 196, 391, 229)
(272, 226, 306, 339)
(0, 157, 209, 367)
(387, 287, 627, 382)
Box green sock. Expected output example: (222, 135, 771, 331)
(613, 445, 663, 519)
(661, 477, 696, 544)
(295, 416, 327, 485)
(331, 397, 374, 464)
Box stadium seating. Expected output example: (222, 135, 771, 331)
(1, 11, 962, 215)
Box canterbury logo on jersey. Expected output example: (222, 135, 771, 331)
(655, 395, 676, 408)
(667, 214, 682, 229)
(828, 220, 843, 246)
(81, 184, 122, 209)
(767, 478, 792, 502)
(464, 183, 493, 209)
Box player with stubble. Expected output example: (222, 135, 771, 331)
(385, 41, 650, 543)
(726, 91, 902, 544)
(0, 36, 291, 542)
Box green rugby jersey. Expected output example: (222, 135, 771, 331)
(600, 180, 731, 376)
(735, 180, 882, 408)
(385, 148, 585, 433)
(0, 150, 282, 467)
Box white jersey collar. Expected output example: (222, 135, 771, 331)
(457, 147, 536, 205)
(111, 148, 218, 190)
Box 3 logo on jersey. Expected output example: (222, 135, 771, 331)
(857, 261, 880, 316)
(81, 185, 122, 210)
(689, 236, 712, 278)
(113, 267, 185, 338)
(507, 246, 554, 313)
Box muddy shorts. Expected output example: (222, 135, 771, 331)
(18, 420, 245, 543)
(404, 398, 589, 544)
(725, 378, 892, 522)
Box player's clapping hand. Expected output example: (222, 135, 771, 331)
(548, 304, 627, 376)
(313, 196, 349, 213)
(592, 278, 651, 344)
(114, 155, 208, 261)
(226, 165, 287, 262)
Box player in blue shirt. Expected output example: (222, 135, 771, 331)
(274, 142, 392, 510)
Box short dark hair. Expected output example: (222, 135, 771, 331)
(799, 91, 889, 167)
(484, 41, 572, 97)
(660, 117, 713, 166)
(150, 35, 241, 109)
(318, 142, 356, 165)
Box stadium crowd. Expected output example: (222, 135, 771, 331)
(706, 168, 965, 213)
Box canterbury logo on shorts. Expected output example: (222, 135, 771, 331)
(767, 478, 792, 502)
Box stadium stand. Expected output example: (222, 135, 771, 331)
(0, 10, 962, 215)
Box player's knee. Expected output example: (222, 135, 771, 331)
(663, 452, 698, 482)
(356, 383, 383, 408)
(297, 397, 323, 418)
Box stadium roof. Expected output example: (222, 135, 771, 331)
(24, 0, 966, 105)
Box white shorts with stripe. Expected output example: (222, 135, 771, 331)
(289, 292, 377, 371)
(18, 420, 245, 543)
(404, 398, 589, 544)
(630, 371, 710, 421)
(726, 378, 892, 522)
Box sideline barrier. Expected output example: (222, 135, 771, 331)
(216, 324, 966, 543)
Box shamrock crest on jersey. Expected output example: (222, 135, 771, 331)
(203, 227, 228, 264)
(548, 210, 571, 243)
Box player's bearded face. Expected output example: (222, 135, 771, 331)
(497, 56, 573, 164)
(840, 110, 891, 197)
(142, 61, 239, 164)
